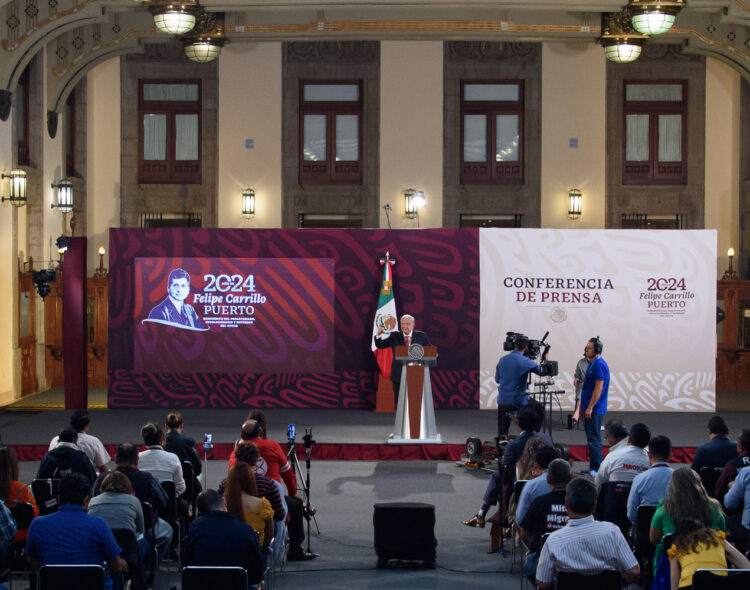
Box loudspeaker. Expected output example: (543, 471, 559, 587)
(373, 502, 437, 568)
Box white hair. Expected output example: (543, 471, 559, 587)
(400, 314, 415, 322)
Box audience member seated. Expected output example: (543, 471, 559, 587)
(183, 490, 263, 587)
(517, 458, 571, 582)
(48, 410, 110, 474)
(600, 419, 630, 460)
(225, 461, 274, 546)
(138, 423, 186, 499)
(627, 435, 674, 524)
(691, 415, 738, 472)
(164, 412, 202, 497)
(668, 517, 750, 590)
(462, 407, 551, 528)
(715, 429, 750, 504)
(596, 422, 651, 488)
(649, 467, 726, 574)
(233, 414, 311, 562)
(37, 427, 96, 485)
(25, 473, 127, 580)
(507, 437, 551, 526)
(0, 500, 17, 572)
(89, 471, 150, 568)
(0, 446, 39, 542)
(535, 477, 639, 589)
(723, 453, 750, 551)
(94, 443, 173, 555)
(514, 447, 558, 525)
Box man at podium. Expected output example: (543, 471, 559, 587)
(374, 314, 432, 404)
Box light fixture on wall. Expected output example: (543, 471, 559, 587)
(50, 179, 74, 213)
(150, 2, 198, 35)
(600, 12, 649, 63)
(723, 247, 739, 280)
(242, 188, 255, 219)
(628, 1, 684, 36)
(95, 246, 108, 278)
(404, 188, 426, 219)
(568, 188, 582, 220)
(182, 10, 225, 62)
(1, 169, 28, 207)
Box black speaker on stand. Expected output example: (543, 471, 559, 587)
(373, 502, 437, 568)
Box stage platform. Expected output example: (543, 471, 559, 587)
(2, 392, 749, 463)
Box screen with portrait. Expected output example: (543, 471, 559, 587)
(133, 257, 335, 374)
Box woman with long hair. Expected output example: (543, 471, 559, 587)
(668, 517, 750, 590)
(650, 467, 725, 572)
(224, 460, 274, 546)
(0, 446, 38, 542)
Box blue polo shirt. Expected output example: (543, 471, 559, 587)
(579, 356, 609, 415)
(496, 350, 543, 407)
(26, 505, 121, 566)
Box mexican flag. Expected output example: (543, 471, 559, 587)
(372, 253, 398, 377)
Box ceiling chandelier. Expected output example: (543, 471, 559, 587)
(182, 10, 226, 63)
(150, 2, 199, 35)
(599, 12, 650, 64)
(628, 1, 684, 36)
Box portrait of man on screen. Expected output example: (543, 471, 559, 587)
(144, 268, 208, 331)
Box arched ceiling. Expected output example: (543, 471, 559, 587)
(2, 0, 750, 120)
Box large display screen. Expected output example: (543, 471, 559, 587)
(133, 257, 335, 374)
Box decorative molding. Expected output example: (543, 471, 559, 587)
(128, 42, 188, 61)
(447, 41, 537, 61)
(285, 41, 378, 63)
(0, 89, 10, 121)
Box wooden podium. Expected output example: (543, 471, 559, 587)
(388, 344, 442, 444)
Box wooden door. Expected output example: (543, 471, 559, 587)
(19, 271, 38, 395)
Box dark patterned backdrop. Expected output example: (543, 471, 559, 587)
(109, 228, 480, 409)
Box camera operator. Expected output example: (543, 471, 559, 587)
(496, 334, 548, 439)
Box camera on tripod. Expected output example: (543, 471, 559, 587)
(503, 330, 558, 377)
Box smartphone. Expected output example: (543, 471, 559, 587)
(287, 424, 296, 440)
(204, 433, 213, 444)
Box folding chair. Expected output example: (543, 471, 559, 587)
(111, 528, 147, 590)
(37, 564, 105, 590)
(182, 461, 197, 517)
(693, 568, 750, 590)
(140, 501, 168, 584)
(600, 481, 633, 537)
(182, 566, 247, 590)
(160, 480, 184, 560)
(30, 479, 60, 516)
(633, 504, 657, 588)
(555, 569, 621, 590)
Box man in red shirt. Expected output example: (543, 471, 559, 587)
(229, 420, 311, 561)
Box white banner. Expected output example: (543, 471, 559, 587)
(479, 229, 716, 412)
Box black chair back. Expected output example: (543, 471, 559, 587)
(31, 479, 60, 515)
(634, 505, 657, 564)
(556, 570, 622, 590)
(182, 461, 196, 514)
(601, 481, 633, 536)
(160, 480, 178, 523)
(7, 501, 34, 530)
(38, 564, 105, 590)
(699, 467, 722, 498)
(182, 566, 247, 590)
(111, 528, 147, 590)
(693, 569, 750, 590)
(513, 480, 528, 502)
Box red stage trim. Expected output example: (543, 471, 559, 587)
(12, 443, 698, 464)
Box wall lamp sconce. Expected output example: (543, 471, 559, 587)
(55, 235, 69, 254)
(568, 188, 582, 220)
(242, 188, 255, 219)
(150, 2, 198, 35)
(723, 247, 738, 280)
(599, 12, 648, 64)
(404, 188, 426, 219)
(95, 246, 108, 278)
(1, 169, 28, 207)
(51, 179, 74, 213)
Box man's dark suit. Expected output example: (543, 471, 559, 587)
(165, 429, 202, 476)
(374, 330, 432, 400)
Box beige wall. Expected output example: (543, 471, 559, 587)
(0, 101, 15, 402)
(541, 43, 606, 229)
(218, 42, 282, 228)
(87, 58, 122, 273)
(380, 41, 443, 229)
(705, 57, 740, 277)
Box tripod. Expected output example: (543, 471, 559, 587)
(287, 429, 320, 557)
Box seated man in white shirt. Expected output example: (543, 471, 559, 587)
(48, 409, 111, 474)
(138, 422, 187, 499)
(626, 435, 674, 524)
(596, 423, 651, 488)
